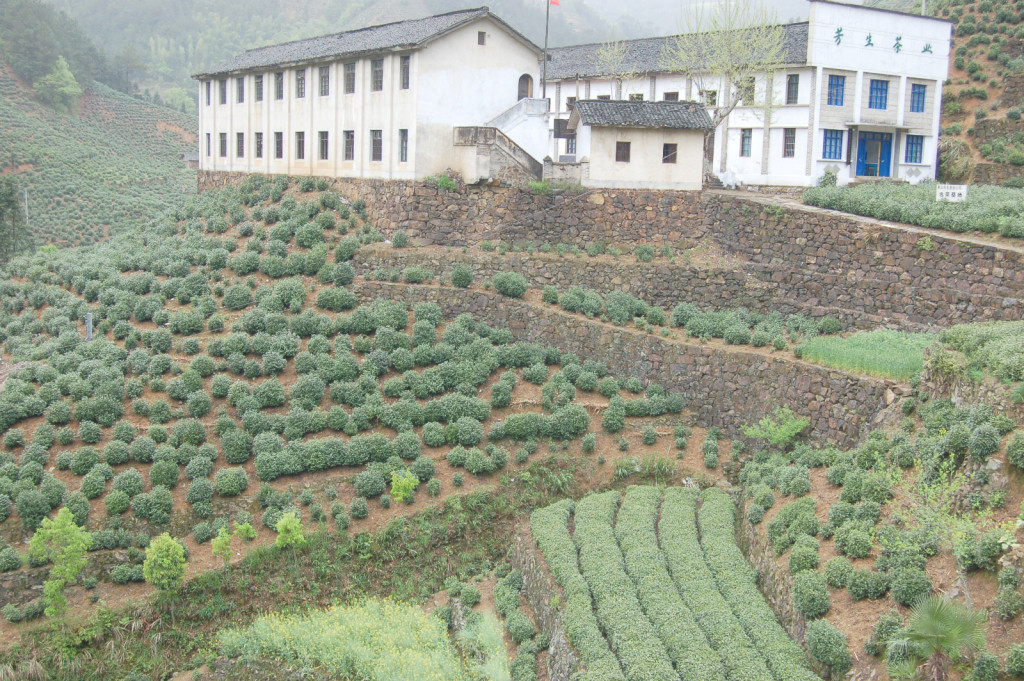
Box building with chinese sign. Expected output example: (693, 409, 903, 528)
(545, 0, 952, 187)
(194, 1, 951, 189)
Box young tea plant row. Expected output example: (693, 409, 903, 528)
(530, 487, 819, 681)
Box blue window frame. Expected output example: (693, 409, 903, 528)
(823, 129, 844, 160)
(827, 75, 845, 106)
(905, 134, 924, 163)
(910, 84, 926, 113)
(740, 128, 752, 157)
(868, 79, 888, 109)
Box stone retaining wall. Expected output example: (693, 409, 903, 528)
(198, 170, 1024, 330)
(351, 244, 892, 330)
(351, 281, 902, 448)
(510, 526, 578, 681)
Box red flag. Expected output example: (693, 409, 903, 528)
(550, 0, 559, 5)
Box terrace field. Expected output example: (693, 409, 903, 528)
(0, 175, 1021, 681)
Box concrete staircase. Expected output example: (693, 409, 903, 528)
(454, 126, 543, 183)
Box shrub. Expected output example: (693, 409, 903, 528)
(410, 456, 436, 482)
(149, 460, 180, 489)
(112, 468, 145, 497)
(16, 489, 50, 530)
(350, 497, 369, 519)
(426, 478, 441, 497)
(460, 583, 481, 608)
(214, 468, 249, 497)
(0, 547, 20, 572)
(222, 285, 253, 310)
(789, 543, 820, 574)
(806, 619, 851, 676)
(824, 557, 853, 588)
(353, 470, 387, 498)
(451, 264, 473, 288)
(889, 567, 932, 606)
(186, 478, 214, 506)
(848, 569, 889, 600)
(793, 570, 831, 618)
(602, 397, 626, 433)
(455, 416, 485, 446)
(1009, 433, 1024, 470)
(492, 272, 528, 298)
(968, 424, 1001, 461)
(834, 523, 873, 558)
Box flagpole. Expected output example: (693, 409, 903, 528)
(542, 0, 550, 101)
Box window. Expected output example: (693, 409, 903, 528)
(740, 129, 752, 157)
(597, 94, 611, 101)
(910, 83, 926, 113)
(703, 90, 718, 106)
(205, 81, 211, 106)
(827, 74, 845, 106)
(371, 129, 383, 161)
(218, 132, 227, 157)
(343, 131, 355, 161)
(786, 74, 799, 105)
(566, 136, 576, 155)
(399, 129, 408, 162)
(205, 133, 211, 156)
(255, 132, 263, 158)
(255, 75, 263, 102)
(905, 134, 924, 163)
(663, 91, 679, 101)
(738, 77, 755, 104)
(319, 66, 330, 96)
(236, 76, 245, 103)
(822, 129, 843, 159)
(274, 72, 284, 100)
(371, 59, 384, 91)
(274, 132, 283, 159)
(295, 132, 305, 160)
(615, 141, 631, 162)
(628, 93, 644, 101)
(296, 69, 306, 98)
(566, 96, 576, 111)
(662, 143, 677, 164)
(783, 128, 796, 157)
(344, 63, 356, 93)
(400, 56, 410, 89)
(218, 79, 227, 105)
(868, 79, 888, 109)
(318, 131, 329, 160)
(236, 132, 244, 158)
(478, 30, 486, 45)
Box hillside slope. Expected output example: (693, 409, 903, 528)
(0, 62, 196, 248)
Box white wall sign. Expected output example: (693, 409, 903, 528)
(936, 184, 968, 202)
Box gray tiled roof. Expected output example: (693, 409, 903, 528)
(194, 7, 537, 78)
(546, 22, 808, 81)
(570, 100, 714, 130)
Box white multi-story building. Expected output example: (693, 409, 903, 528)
(546, 0, 953, 187)
(195, 1, 952, 189)
(194, 8, 542, 181)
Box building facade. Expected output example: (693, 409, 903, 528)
(195, 1, 951, 189)
(545, 0, 952, 187)
(194, 8, 541, 181)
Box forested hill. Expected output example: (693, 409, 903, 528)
(0, 62, 196, 249)
(43, 0, 622, 97)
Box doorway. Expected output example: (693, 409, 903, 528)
(856, 132, 892, 177)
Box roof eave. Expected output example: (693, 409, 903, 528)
(192, 43, 422, 80)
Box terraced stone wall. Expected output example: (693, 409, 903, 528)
(351, 281, 901, 448)
(198, 170, 1024, 329)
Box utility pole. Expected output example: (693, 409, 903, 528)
(542, 0, 551, 101)
(23, 188, 28, 224)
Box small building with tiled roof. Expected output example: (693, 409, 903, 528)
(563, 100, 714, 190)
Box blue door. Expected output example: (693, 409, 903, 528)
(856, 132, 892, 177)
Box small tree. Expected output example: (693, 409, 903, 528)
(28, 508, 92, 617)
(741, 406, 809, 450)
(390, 469, 418, 504)
(275, 511, 305, 570)
(211, 526, 232, 569)
(660, 1, 787, 181)
(888, 596, 987, 681)
(33, 56, 84, 115)
(595, 40, 641, 99)
(144, 533, 186, 625)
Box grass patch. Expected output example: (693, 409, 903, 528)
(219, 599, 470, 680)
(802, 182, 1024, 238)
(798, 330, 936, 380)
(939, 320, 1024, 382)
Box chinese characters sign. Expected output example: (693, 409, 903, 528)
(936, 184, 968, 202)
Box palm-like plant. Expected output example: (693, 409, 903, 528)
(888, 596, 987, 681)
